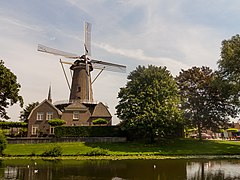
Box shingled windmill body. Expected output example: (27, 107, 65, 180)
(69, 57, 94, 102)
(37, 22, 126, 126)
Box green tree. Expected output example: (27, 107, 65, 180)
(217, 34, 240, 107)
(218, 34, 240, 81)
(20, 102, 39, 122)
(0, 60, 23, 119)
(176, 66, 236, 140)
(116, 65, 183, 142)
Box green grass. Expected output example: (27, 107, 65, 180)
(4, 139, 240, 157)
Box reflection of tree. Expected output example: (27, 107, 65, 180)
(187, 160, 240, 180)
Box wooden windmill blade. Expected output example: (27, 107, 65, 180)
(90, 59, 126, 73)
(84, 21, 92, 56)
(38, 44, 80, 59)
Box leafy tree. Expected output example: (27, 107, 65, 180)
(92, 118, 108, 125)
(0, 60, 23, 119)
(116, 65, 183, 142)
(176, 66, 237, 140)
(217, 34, 240, 107)
(218, 34, 240, 81)
(20, 102, 39, 122)
(48, 118, 66, 127)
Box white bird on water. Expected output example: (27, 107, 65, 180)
(34, 169, 38, 173)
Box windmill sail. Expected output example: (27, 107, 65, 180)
(84, 22, 92, 56)
(38, 44, 79, 59)
(91, 59, 126, 73)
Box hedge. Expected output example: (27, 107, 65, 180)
(0, 121, 28, 129)
(55, 126, 125, 138)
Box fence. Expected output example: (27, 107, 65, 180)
(7, 137, 127, 144)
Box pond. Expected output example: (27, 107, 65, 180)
(1, 158, 240, 180)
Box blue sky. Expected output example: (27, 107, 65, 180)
(1, 0, 240, 124)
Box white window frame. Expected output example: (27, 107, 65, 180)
(50, 126, 55, 134)
(37, 112, 44, 121)
(73, 111, 79, 120)
(32, 126, 38, 135)
(46, 112, 53, 120)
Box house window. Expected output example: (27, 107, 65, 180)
(32, 126, 38, 135)
(73, 111, 79, 120)
(46, 112, 53, 120)
(50, 126, 54, 134)
(37, 112, 44, 121)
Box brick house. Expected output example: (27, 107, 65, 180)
(27, 99, 62, 137)
(27, 88, 112, 137)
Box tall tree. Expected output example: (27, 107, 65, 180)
(176, 66, 237, 140)
(20, 102, 39, 122)
(217, 34, 240, 107)
(0, 60, 23, 119)
(218, 34, 240, 81)
(116, 65, 183, 142)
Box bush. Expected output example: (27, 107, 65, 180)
(41, 145, 63, 157)
(92, 118, 108, 125)
(85, 147, 109, 156)
(0, 121, 27, 129)
(0, 133, 7, 156)
(48, 119, 66, 126)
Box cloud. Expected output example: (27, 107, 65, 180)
(96, 42, 189, 75)
(0, 16, 43, 33)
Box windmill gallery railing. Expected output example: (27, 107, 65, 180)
(53, 99, 108, 107)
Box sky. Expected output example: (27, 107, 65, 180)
(1, 0, 240, 124)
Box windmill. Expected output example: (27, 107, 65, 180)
(37, 22, 126, 104)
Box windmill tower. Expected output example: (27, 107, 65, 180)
(37, 22, 126, 104)
(69, 57, 94, 102)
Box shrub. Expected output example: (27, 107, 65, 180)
(0, 121, 27, 129)
(0, 133, 7, 156)
(85, 147, 109, 156)
(92, 118, 108, 125)
(41, 145, 63, 157)
(48, 119, 66, 127)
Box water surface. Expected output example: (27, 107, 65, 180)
(2, 159, 240, 179)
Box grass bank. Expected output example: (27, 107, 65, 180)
(4, 139, 240, 159)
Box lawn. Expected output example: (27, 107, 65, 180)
(4, 139, 240, 157)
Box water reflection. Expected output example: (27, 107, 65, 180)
(187, 160, 240, 180)
(0, 159, 240, 179)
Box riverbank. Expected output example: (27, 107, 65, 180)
(3, 138, 240, 159)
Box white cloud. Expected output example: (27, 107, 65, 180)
(96, 42, 189, 75)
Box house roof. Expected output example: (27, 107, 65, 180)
(64, 101, 88, 112)
(28, 99, 62, 119)
(92, 102, 112, 117)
